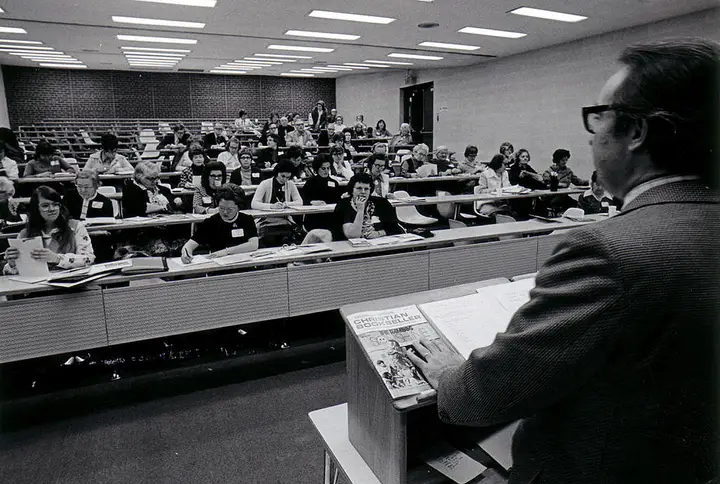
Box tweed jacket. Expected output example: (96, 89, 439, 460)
(438, 180, 719, 484)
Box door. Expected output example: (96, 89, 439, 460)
(401, 82, 434, 149)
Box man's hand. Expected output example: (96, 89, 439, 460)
(405, 338, 465, 389)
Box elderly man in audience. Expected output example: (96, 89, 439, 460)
(194, 161, 226, 215)
(389, 123, 413, 148)
(123, 161, 177, 217)
(578, 171, 615, 214)
(157, 123, 191, 151)
(181, 183, 258, 263)
(63, 170, 114, 220)
(330, 145, 354, 181)
(203, 122, 227, 158)
(365, 154, 393, 199)
(0, 141, 19, 180)
(400, 143, 435, 178)
(301, 154, 342, 232)
(23, 140, 78, 177)
(229, 148, 264, 186)
(179, 148, 208, 189)
(0, 176, 22, 224)
(285, 119, 317, 147)
(342, 130, 357, 156)
(333, 173, 402, 241)
(217, 136, 242, 171)
(251, 159, 304, 247)
(4, 185, 95, 275)
(84, 133, 133, 174)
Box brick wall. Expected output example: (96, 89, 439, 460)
(1, 67, 336, 127)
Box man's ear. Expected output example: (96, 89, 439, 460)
(627, 117, 648, 153)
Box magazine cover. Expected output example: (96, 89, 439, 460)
(347, 305, 450, 399)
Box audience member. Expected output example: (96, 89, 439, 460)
(229, 148, 263, 186)
(23, 141, 77, 177)
(0, 127, 26, 163)
(543, 149, 589, 187)
(181, 183, 258, 262)
(310, 100, 328, 130)
(234, 110, 259, 134)
(122, 161, 175, 217)
(374, 119, 392, 138)
(365, 154, 392, 198)
(327, 108, 338, 125)
(255, 134, 281, 168)
(509, 149, 545, 189)
(474, 154, 511, 217)
(457, 145, 484, 175)
(83, 133, 133, 174)
(251, 160, 304, 247)
(0, 176, 21, 223)
(301, 154, 342, 231)
(194, 161, 227, 214)
(277, 116, 293, 146)
(332, 115, 346, 133)
(3, 185, 95, 275)
(333, 173, 402, 240)
(499, 141, 514, 167)
(286, 146, 314, 180)
(203, 122, 228, 158)
(389, 123, 413, 147)
(330, 146, 354, 181)
(432, 146, 461, 175)
(179, 148, 208, 189)
(401, 144, 436, 178)
(170, 140, 204, 171)
(157, 123, 190, 150)
(285, 119, 317, 147)
(353, 122, 367, 139)
(217, 137, 241, 171)
(578, 171, 615, 214)
(0, 141, 19, 180)
(63, 170, 114, 220)
(342, 131, 357, 155)
(260, 113, 279, 143)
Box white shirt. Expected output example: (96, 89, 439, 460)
(217, 151, 241, 171)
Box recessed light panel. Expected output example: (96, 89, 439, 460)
(253, 53, 313, 59)
(387, 53, 443, 60)
(458, 27, 526, 38)
(39, 63, 87, 68)
(122, 46, 191, 53)
(244, 57, 291, 63)
(112, 16, 205, 28)
(418, 41, 480, 51)
(0, 39, 42, 44)
(327, 64, 368, 70)
(135, 0, 216, 6)
(268, 45, 334, 53)
(509, 7, 587, 22)
(0, 27, 27, 34)
(308, 10, 395, 25)
(364, 60, 413, 66)
(0, 45, 53, 50)
(280, 73, 314, 77)
(344, 63, 387, 68)
(209, 70, 246, 74)
(117, 34, 197, 44)
(285, 30, 360, 41)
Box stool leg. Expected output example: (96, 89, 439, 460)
(323, 450, 332, 484)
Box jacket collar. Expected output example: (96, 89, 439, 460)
(618, 179, 718, 215)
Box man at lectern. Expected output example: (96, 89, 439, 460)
(407, 39, 719, 484)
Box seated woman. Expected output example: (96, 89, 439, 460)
(374, 119, 392, 138)
(178, 148, 207, 189)
(0, 176, 22, 223)
(330, 145, 354, 181)
(3, 185, 95, 275)
(63, 170, 114, 220)
(229, 147, 264, 186)
(507, 149, 545, 220)
(332, 115, 346, 133)
(255, 134, 281, 168)
(285, 145, 315, 180)
(342, 130, 358, 156)
(0, 141, 19, 180)
(365, 154, 392, 198)
(302, 154, 342, 231)
(193, 161, 226, 215)
(171, 140, 204, 172)
(217, 137, 241, 171)
(578, 171, 615, 214)
(432, 145, 461, 175)
(499, 141, 515, 168)
(122, 161, 176, 217)
(389, 123, 413, 148)
(23, 140, 78, 177)
(83, 133, 133, 174)
(333, 173, 402, 240)
(181, 183, 258, 262)
(474, 154, 512, 218)
(400, 144, 436, 178)
(251, 160, 304, 247)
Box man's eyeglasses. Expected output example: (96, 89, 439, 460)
(582, 104, 622, 134)
(240, 155, 252, 159)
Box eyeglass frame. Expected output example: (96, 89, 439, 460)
(581, 104, 639, 134)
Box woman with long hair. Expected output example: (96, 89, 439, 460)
(374, 119, 392, 138)
(3, 185, 95, 274)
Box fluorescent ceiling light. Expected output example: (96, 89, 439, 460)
(344, 62, 387, 68)
(253, 53, 312, 59)
(117, 34, 197, 44)
(0, 39, 43, 45)
(320, 65, 352, 71)
(458, 26, 526, 38)
(285, 30, 359, 41)
(209, 70, 246, 74)
(418, 41, 480, 51)
(4, 51, 67, 55)
(308, 10, 395, 25)
(125, 56, 182, 61)
(388, 53, 443, 60)
(20, 55, 75, 59)
(364, 60, 414, 66)
(135, 0, 217, 6)
(218, 65, 261, 70)
(128, 60, 177, 64)
(300, 68, 337, 72)
(281, 73, 314, 77)
(39, 63, 87, 68)
(416, 0, 433, 2)
(123, 52, 185, 57)
(244, 57, 290, 63)
(509, 6, 587, 22)
(0, 27, 27, 34)
(233, 60, 275, 65)
(0, 8, 4, 13)
(0, 45, 53, 50)
(268, 45, 334, 53)
(112, 16, 205, 29)
(30, 59, 84, 63)
(327, 64, 368, 70)
(128, 63, 177, 67)
(122, 46, 191, 52)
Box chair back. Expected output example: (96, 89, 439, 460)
(201, 122, 214, 134)
(97, 186, 120, 217)
(435, 190, 455, 219)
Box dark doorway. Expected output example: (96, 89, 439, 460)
(401, 82, 434, 149)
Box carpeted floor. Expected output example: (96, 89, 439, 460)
(0, 361, 347, 484)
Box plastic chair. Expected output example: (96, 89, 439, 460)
(98, 186, 120, 217)
(139, 129, 160, 159)
(435, 190, 456, 219)
(200, 121, 213, 134)
(393, 190, 438, 226)
(80, 130, 98, 145)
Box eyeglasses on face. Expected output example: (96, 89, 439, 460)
(208, 174, 223, 179)
(39, 202, 61, 210)
(240, 155, 252, 159)
(582, 104, 622, 134)
(144, 175, 159, 182)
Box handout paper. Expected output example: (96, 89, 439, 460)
(424, 441, 487, 484)
(8, 237, 49, 278)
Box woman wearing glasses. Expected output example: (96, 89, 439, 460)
(229, 147, 264, 186)
(122, 161, 175, 217)
(181, 184, 258, 263)
(193, 161, 227, 215)
(3, 185, 95, 275)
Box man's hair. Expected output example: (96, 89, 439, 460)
(488, 154, 505, 171)
(312, 153, 332, 171)
(347, 172, 375, 194)
(238, 147, 253, 158)
(215, 183, 248, 208)
(464, 145, 478, 157)
(286, 145, 304, 159)
(613, 39, 719, 185)
(101, 133, 119, 151)
(553, 149, 570, 163)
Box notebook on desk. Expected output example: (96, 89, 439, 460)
(120, 257, 168, 274)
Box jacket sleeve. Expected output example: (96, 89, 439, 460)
(286, 182, 303, 206)
(438, 227, 627, 427)
(55, 223, 95, 269)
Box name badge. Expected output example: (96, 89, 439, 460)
(202, 196, 212, 205)
(192, 175, 202, 187)
(251, 172, 260, 178)
(50, 160, 60, 166)
(370, 216, 381, 224)
(92, 201, 104, 209)
(601, 201, 609, 207)
(231, 228, 244, 238)
(327, 181, 335, 188)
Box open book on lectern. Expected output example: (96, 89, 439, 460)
(345, 277, 536, 400)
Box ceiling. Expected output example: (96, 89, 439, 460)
(0, 0, 715, 77)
